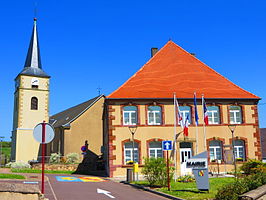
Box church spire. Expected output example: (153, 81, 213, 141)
(19, 18, 49, 78)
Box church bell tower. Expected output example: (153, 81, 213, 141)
(11, 18, 50, 162)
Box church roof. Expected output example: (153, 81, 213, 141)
(19, 18, 49, 78)
(108, 41, 259, 100)
(49, 95, 104, 128)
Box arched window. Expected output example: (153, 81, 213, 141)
(148, 106, 162, 125)
(233, 140, 245, 161)
(31, 97, 38, 110)
(124, 141, 139, 164)
(148, 141, 163, 158)
(209, 140, 223, 161)
(229, 106, 242, 124)
(207, 106, 220, 124)
(123, 106, 137, 125)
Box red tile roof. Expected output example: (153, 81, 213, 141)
(108, 41, 259, 99)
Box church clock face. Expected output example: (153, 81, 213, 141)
(31, 77, 39, 86)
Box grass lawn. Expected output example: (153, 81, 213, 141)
(0, 173, 25, 179)
(134, 177, 235, 200)
(11, 168, 75, 174)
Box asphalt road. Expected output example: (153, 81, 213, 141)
(45, 174, 169, 200)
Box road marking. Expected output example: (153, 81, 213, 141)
(97, 188, 115, 199)
(23, 181, 39, 184)
(55, 176, 107, 182)
(48, 177, 58, 200)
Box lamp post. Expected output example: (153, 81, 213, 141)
(128, 126, 138, 163)
(228, 124, 237, 178)
(128, 126, 137, 181)
(0, 136, 4, 167)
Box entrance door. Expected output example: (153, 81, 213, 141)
(180, 146, 192, 176)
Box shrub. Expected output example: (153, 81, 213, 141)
(216, 180, 248, 200)
(6, 161, 31, 169)
(240, 159, 266, 175)
(66, 153, 79, 164)
(49, 153, 61, 164)
(216, 172, 266, 200)
(142, 157, 174, 186)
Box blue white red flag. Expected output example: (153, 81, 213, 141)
(183, 115, 189, 136)
(202, 96, 209, 125)
(175, 99, 184, 128)
(193, 92, 199, 126)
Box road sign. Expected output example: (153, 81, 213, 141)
(33, 123, 55, 144)
(162, 141, 173, 151)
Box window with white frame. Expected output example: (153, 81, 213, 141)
(179, 106, 191, 124)
(233, 140, 245, 160)
(124, 142, 139, 164)
(207, 106, 220, 124)
(209, 140, 223, 161)
(149, 141, 163, 158)
(229, 106, 242, 124)
(123, 106, 137, 125)
(148, 106, 162, 125)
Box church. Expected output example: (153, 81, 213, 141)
(11, 19, 261, 178)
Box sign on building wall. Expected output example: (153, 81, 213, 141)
(224, 149, 234, 164)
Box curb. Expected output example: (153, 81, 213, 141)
(121, 181, 184, 200)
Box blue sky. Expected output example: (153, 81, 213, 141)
(1, 0, 265, 141)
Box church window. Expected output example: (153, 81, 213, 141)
(31, 97, 38, 110)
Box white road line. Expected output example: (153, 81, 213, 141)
(47, 177, 58, 200)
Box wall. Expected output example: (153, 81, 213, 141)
(12, 75, 49, 162)
(107, 99, 260, 177)
(63, 97, 104, 158)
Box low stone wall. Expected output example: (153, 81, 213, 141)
(32, 163, 79, 171)
(0, 182, 44, 200)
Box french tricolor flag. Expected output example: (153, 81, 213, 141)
(183, 115, 189, 136)
(175, 99, 184, 128)
(202, 96, 209, 125)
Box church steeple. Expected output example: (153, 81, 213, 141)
(19, 18, 49, 78)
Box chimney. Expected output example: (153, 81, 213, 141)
(151, 48, 158, 57)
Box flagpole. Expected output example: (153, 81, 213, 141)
(194, 92, 199, 155)
(173, 93, 177, 182)
(202, 95, 207, 151)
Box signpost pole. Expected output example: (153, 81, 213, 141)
(41, 121, 46, 194)
(167, 150, 170, 191)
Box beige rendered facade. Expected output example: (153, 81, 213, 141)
(49, 95, 105, 163)
(106, 100, 261, 178)
(11, 75, 50, 162)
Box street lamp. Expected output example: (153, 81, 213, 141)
(228, 124, 237, 178)
(128, 126, 138, 164)
(0, 136, 4, 167)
